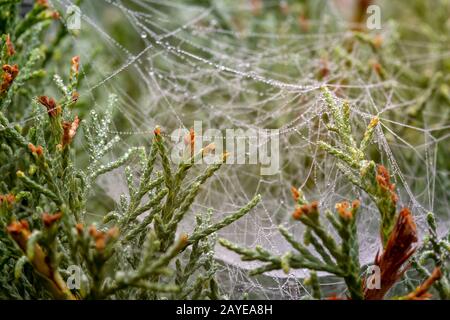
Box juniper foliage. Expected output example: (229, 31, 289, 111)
(221, 88, 448, 300)
(0, 1, 260, 299)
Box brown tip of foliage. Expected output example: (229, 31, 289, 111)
(292, 207, 302, 220)
(0, 194, 16, 207)
(335, 201, 353, 219)
(177, 233, 189, 250)
(62, 116, 80, 148)
(1, 64, 19, 94)
(7, 220, 30, 249)
(376, 164, 398, 204)
(3, 64, 19, 77)
(373, 34, 383, 49)
(364, 207, 418, 299)
(42, 212, 62, 227)
(38, 96, 61, 117)
(28, 143, 44, 156)
(371, 60, 383, 76)
(89, 226, 106, 251)
(75, 223, 84, 234)
(405, 267, 442, 300)
(154, 126, 161, 136)
(71, 56, 80, 75)
(36, 0, 49, 8)
(6, 34, 15, 56)
(89, 225, 118, 251)
(7, 220, 29, 234)
(180, 233, 189, 242)
(292, 201, 319, 220)
(51, 11, 60, 20)
(184, 128, 195, 156)
(7, 220, 31, 252)
(290, 186, 300, 202)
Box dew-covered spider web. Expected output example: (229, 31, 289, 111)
(47, 0, 449, 299)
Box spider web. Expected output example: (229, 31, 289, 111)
(45, 0, 450, 299)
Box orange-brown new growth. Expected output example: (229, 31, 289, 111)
(7, 220, 31, 253)
(371, 60, 383, 77)
(75, 223, 84, 234)
(71, 56, 80, 76)
(292, 207, 302, 220)
(291, 186, 300, 202)
(7, 219, 29, 232)
(0, 193, 16, 207)
(184, 128, 195, 156)
(42, 212, 63, 228)
(405, 267, 442, 300)
(89, 225, 119, 251)
(36, 0, 49, 8)
(1, 64, 19, 94)
(373, 34, 383, 49)
(335, 201, 353, 220)
(7, 218, 75, 299)
(5, 34, 15, 56)
(89, 226, 106, 251)
(62, 116, 80, 147)
(51, 11, 60, 20)
(292, 201, 319, 220)
(364, 208, 418, 299)
(177, 233, 189, 251)
(376, 164, 398, 204)
(310, 201, 319, 212)
(38, 96, 61, 118)
(28, 143, 44, 157)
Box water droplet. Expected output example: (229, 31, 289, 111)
(140, 32, 147, 39)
